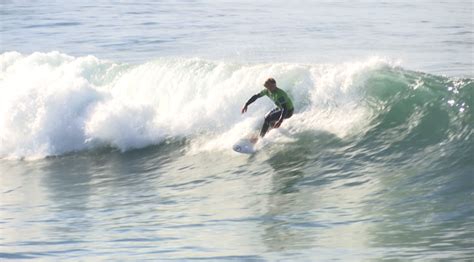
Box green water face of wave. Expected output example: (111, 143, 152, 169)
(347, 67, 473, 169)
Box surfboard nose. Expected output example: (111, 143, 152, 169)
(233, 138, 255, 154)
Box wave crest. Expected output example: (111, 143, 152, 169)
(2, 51, 469, 159)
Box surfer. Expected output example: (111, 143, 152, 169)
(241, 78, 294, 139)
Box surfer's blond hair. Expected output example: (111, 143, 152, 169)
(264, 78, 276, 86)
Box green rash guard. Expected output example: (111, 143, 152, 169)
(259, 88, 294, 110)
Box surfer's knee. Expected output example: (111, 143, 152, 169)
(263, 115, 271, 124)
(264, 111, 273, 121)
(263, 114, 273, 126)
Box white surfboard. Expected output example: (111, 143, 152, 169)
(232, 137, 258, 154)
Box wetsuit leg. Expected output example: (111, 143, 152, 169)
(259, 108, 294, 137)
(260, 108, 283, 137)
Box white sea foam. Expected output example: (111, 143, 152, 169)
(0, 51, 393, 159)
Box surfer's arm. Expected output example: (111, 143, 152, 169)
(245, 93, 263, 107)
(241, 93, 263, 113)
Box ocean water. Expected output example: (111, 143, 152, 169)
(1, 0, 473, 260)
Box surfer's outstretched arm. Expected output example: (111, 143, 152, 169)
(241, 93, 263, 114)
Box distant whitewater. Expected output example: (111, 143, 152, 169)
(0, 51, 472, 160)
